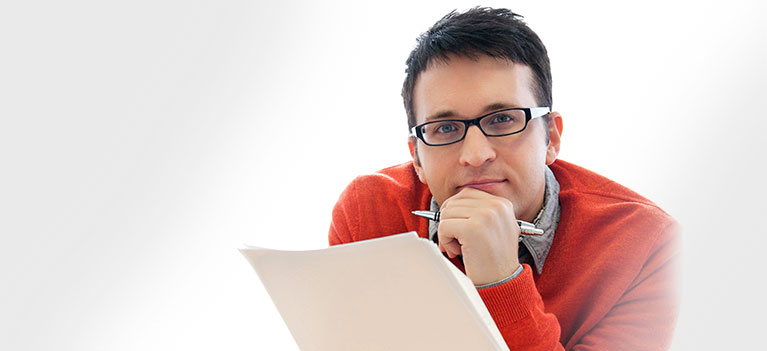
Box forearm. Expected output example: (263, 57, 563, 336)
(478, 264, 564, 350)
(478, 225, 680, 351)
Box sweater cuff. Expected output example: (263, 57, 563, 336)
(475, 264, 524, 289)
(476, 264, 540, 328)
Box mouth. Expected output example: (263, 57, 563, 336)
(457, 179, 508, 193)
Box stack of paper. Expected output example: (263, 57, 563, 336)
(240, 232, 508, 351)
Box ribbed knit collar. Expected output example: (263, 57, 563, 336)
(428, 166, 561, 274)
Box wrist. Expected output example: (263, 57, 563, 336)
(467, 258, 521, 286)
(475, 264, 523, 289)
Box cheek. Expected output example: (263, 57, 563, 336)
(500, 133, 549, 181)
(418, 150, 454, 202)
(524, 124, 551, 159)
(420, 152, 448, 183)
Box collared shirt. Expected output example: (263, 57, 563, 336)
(428, 166, 561, 284)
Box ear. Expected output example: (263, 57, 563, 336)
(545, 112, 564, 165)
(408, 137, 427, 184)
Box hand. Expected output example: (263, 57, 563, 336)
(437, 187, 521, 286)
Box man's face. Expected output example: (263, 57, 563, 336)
(409, 55, 562, 222)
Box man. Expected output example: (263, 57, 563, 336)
(329, 7, 679, 350)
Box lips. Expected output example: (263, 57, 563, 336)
(457, 179, 508, 192)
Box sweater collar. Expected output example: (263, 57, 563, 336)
(428, 166, 561, 274)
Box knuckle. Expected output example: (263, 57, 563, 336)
(498, 198, 514, 213)
(437, 221, 454, 237)
(487, 198, 509, 215)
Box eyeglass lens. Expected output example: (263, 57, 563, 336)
(418, 109, 527, 145)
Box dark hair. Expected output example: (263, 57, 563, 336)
(402, 7, 552, 130)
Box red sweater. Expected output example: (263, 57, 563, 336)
(329, 159, 680, 350)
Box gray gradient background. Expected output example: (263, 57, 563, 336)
(1, 0, 765, 350)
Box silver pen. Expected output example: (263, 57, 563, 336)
(411, 210, 544, 236)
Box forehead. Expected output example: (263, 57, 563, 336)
(412, 55, 537, 123)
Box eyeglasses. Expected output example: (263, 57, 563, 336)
(410, 107, 551, 146)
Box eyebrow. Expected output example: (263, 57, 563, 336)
(425, 102, 522, 121)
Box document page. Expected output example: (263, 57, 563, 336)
(240, 232, 508, 351)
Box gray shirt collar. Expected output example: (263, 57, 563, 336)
(428, 166, 561, 274)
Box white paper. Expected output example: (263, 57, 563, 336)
(240, 232, 509, 351)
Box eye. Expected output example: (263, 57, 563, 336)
(435, 123, 458, 134)
(489, 113, 516, 124)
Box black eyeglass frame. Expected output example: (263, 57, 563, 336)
(409, 107, 552, 146)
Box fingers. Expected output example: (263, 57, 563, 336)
(440, 203, 513, 228)
(437, 218, 467, 259)
(437, 218, 480, 247)
(434, 187, 522, 285)
(436, 187, 518, 260)
(439, 236, 462, 258)
(441, 188, 515, 217)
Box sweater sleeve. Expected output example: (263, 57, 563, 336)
(478, 222, 681, 350)
(572, 221, 681, 350)
(478, 264, 565, 350)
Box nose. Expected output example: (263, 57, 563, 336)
(458, 125, 496, 167)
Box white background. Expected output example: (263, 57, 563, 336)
(2, 0, 765, 350)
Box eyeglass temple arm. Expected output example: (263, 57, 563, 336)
(530, 107, 552, 118)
